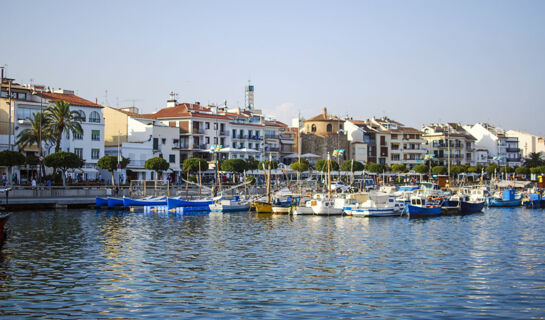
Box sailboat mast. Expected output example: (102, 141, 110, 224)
(267, 153, 272, 203)
(328, 152, 331, 200)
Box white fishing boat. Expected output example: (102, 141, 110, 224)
(350, 192, 403, 217)
(209, 197, 250, 212)
(293, 198, 314, 215)
(311, 153, 344, 216)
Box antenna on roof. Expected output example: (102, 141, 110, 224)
(104, 90, 110, 106)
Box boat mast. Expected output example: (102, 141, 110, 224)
(267, 153, 272, 203)
(328, 152, 331, 200)
(198, 160, 202, 197)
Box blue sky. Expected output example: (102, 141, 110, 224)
(2, 0, 544, 135)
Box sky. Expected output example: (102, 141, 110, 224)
(2, 0, 545, 136)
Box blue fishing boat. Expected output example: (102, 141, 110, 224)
(123, 196, 167, 207)
(524, 193, 545, 209)
(487, 189, 522, 207)
(210, 197, 250, 212)
(405, 195, 442, 218)
(107, 197, 124, 207)
(96, 197, 108, 207)
(166, 198, 215, 210)
(460, 199, 486, 213)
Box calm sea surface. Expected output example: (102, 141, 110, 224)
(1, 208, 545, 319)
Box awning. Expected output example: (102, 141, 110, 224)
(127, 169, 152, 173)
(301, 153, 320, 158)
(81, 168, 98, 173)
(284, 154, 300, 159)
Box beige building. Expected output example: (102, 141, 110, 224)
(422, 123, 477, 166)
(301, 107, 344, 136)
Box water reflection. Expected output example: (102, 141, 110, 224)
(1, 208, 545, 318)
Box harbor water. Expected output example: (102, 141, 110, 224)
(1, 207, 545, 318)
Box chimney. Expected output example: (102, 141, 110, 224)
(167, 91, 177, 108)
(322, 107, 327, 118)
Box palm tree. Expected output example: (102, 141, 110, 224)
(46, 100, 84, 152)
(524, 152, 544, 168)
(16, 112, 54, 180)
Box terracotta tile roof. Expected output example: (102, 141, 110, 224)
(37, 92, 102, 108)
(264, 120, 287, 127)
(307, 113, 341, 121)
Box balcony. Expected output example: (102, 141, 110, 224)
(265, 134, 278, 139)
(266, 147, 280, 152)
(506, 148, 520, 153)
(507, 158, 521, 162)
(127, 160, 146, 168)
(219, 131, 229, 136)
(192, 128, 205, 134)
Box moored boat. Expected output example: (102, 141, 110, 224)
(209, 198, 250, 212)
(253, 201, 273, 213)
(123, 196, 167, 207)
(107, 197, 124, 207)
(350, 192, 403, 217)
(405, 195, 442, 218)
(167, 197, 214, 210)
(96, 197, 108, 207)
(487, 189, 522, 207)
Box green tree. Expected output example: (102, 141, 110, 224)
(221, 158, 246, 173)
(432, 165, 446, 175)
(391, 163, 407, 173)
(0, 150, 26, 185)
(485, 164, 499, 175)
(366, 162, 385, 174)
(290, 159, 310, 172)
(314, 159, 339, 172)
(16, 112, 54, 179)
(500, 166, 514, 174)
(46, 100, 84, 152)
(245, 156, 259, 171)
(413, 164, 428, 174)
(43, 151, 83, 186)
(145, 157, 169, 179)
(524, 152, 544, 168)
(341, 160, 364, 172)
(515, 166, 529, 175)
(467, 166, 478, 173)
(97, 155, 130, 185)
(182, 158, 209, 173)
(258, 160, 278, 170)
(450, 165, 467, 176)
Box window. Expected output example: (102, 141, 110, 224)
(205, 122, 210, 129)
(16, 107, 39, 120)
(91, 149, 100, 159)
(91, 130, 100, 141)
(74, 129, 83, 140)
(17, 92, 26, 100)
(214, 123, 218, 130)
(173, 139, 179, 146)
(327, 124, 332, 132)
(311, 124, 316, 132)
(205, 137, 210, 144)
(153, 138, 159, 150)
(78, 110, 86, 122)
(74, 148, 83, 158)
(169, 154, 176, 163)
(89, 111, 101, 123)
(161, 138, 166, 145)
(214, 137, 218, 144)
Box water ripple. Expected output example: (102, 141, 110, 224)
(1, 208, 545, 318)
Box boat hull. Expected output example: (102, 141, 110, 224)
(272, 206, 291, 214)
(253, 201, 273, 213)
(167, 198, 214, 210)
(107, 197, 124, 207)
(351, 208, 400, 217)
(405, 204, 442, 218)
(460, 200, 485, 214)
(123, 197, 167, 207)
(487, 197, 522, 207)
(210, 204, 250, 212)
(96, 197, 108, 207)
(293, 206, 313, 215)
(312, 207, 344, 215)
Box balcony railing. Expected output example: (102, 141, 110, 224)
(265, 134, 278, 139)
(192, 128, 205, 134)
(506, 148, 520, 153)
(219, 131, 229, 136)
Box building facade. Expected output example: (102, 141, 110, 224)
(422, 123, 476, 166)
(464, 123, 522, 167)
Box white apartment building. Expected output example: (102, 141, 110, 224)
(506, 129, 545, 158)
(464, 123, 522, 167)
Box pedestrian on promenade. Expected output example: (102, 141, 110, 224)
(2, 173, 6, 186)
(31, 178, 37, 189)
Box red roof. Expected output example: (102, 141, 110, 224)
(37, 92, 102, 108)
(264, 120, 287, 127)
